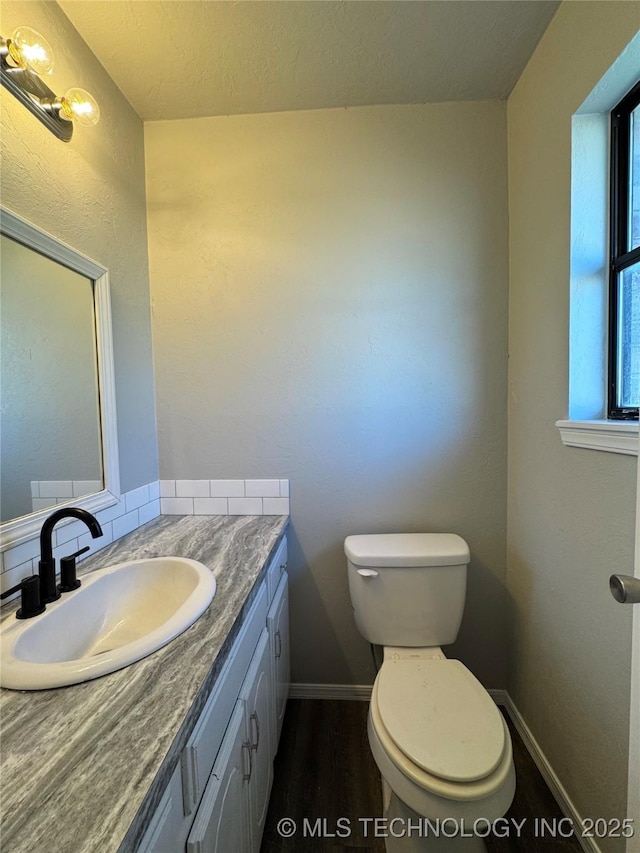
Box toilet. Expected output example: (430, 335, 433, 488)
(345, 533, 515, 852)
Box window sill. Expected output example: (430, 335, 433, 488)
(556, 419, 638, 456)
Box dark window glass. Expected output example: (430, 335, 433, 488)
(609, 82, 640, 419)
(630, 104, 640, 250)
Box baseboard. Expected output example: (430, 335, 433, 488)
(290, 682, 372, 701)
(489, 688, 507, 706)
(291, 685, 507, 704)
(501, 693, 600, 853)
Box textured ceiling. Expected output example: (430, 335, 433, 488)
(58, 0, 559, 121)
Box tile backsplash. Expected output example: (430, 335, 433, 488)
(159, 479, 290, 517)
(30, 480, 103, 513)
(1, 478, 290, 598)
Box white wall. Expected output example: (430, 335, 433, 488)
(507, 3, 639, 845)
(0, 0, 158, 497)
(145, 101, 509, 687)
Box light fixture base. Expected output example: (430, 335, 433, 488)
(0, 63, 72, 141)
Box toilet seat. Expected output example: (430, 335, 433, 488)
(370, 662, 513, 803)
(368, 695, 516, 819)
(376, 658, 505, 783)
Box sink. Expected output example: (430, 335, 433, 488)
(0, 557, 216, 690)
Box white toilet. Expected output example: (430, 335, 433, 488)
(345, 533, 515, 852)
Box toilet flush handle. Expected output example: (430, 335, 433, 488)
(357, 568, 378, 578)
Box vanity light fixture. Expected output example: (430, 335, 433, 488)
(4, 27, 54, 76)
(0, 26, 100, 141)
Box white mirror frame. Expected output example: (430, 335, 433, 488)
(0, 207, 120, 550)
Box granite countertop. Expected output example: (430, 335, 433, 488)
(0, 513, 289, 853)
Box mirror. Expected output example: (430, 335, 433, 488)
(0, 208, 120, 547)
(1, 234, 102, 521)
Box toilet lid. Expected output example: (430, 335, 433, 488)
(375, 659, 505, 783)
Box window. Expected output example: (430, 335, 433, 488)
(609, 81, 640, 419)
(559, 41, 640, 453)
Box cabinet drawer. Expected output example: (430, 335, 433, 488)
(181, 581, 268, 815)
(266, 537, 287, 604)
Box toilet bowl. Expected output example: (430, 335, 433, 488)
(345, 533, 516, 852)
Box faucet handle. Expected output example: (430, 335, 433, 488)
(0, 576, 45, 619)
(58, 546, 90, 593)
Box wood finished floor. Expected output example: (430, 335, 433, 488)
(261, 700, 583, 853)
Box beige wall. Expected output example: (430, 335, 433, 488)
(145, 102, 509, 687)
(0, 0, 158, 495)
(507, 3, 638, 844)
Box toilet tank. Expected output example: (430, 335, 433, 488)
(345, 533, 470, 647)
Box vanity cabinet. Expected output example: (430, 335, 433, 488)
(135, 763, 188, 852)
(186, 701, 249, 853)
(266, 536, 287, 605)
(267, 573, 290, 747)
(137, 536, 288, 853)
(239, 629, 274, 853)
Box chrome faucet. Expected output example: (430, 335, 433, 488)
(38, 508, 103, 603)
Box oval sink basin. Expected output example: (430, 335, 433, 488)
(0, 557, 216, 690)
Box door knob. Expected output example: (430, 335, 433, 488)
(609, 574, 640, 604)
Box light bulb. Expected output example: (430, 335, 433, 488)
(8, 27, 53, 75)
(59, 88, 100, 127)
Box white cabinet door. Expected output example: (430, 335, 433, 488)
(267, 572, 290, 749)
(266, 537, 287, 604)
(240, 629, 273, 853)
(182, 583, 268, 813)
(186, 701, 250, 853)
(137, 763, 191, 853)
